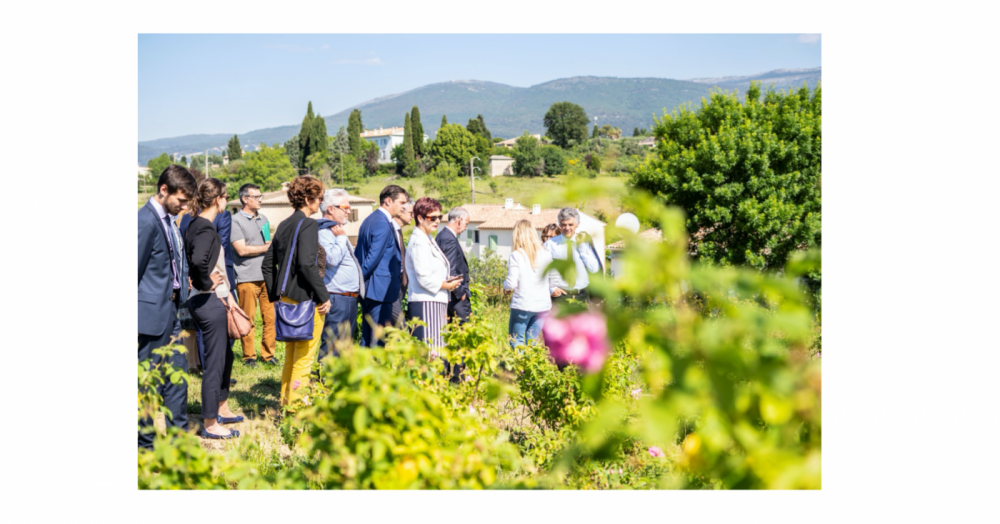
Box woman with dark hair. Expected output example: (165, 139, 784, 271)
(184, 177, 242, 439)
(404, 197, 463, 348)
(541, 223, 560, 244)
(261, 175, 331, 409)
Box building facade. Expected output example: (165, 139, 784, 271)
(361, 126, 429, 164)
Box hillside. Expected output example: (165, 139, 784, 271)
(138, 68, 821, 165)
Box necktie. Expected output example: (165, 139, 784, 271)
(348, 241, 365, 298)
(162, 215, 180, 289)
(397, 229, 408, 287)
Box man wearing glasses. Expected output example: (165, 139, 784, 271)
(230, 183, 277, 368)
(316, 188, 365, 359)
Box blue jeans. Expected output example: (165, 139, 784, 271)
(509, 308, 545, 349)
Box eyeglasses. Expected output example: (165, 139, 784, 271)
(335, 205, 351, 211)
(426, 214, 442, 222)
(245, 195, 262, 201)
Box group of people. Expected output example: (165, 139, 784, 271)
(139, 165, 602, 446)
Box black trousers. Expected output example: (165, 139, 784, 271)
(319, 293, 359, 359)
(138, 300, 187, 449)
(189, 292, 233, 421)
(442, 296, 471, 381)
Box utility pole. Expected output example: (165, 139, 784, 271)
(470, 156, 479, 204)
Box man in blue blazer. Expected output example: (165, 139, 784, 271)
(138, 165, 198, 449)
(354, 185, 409, 347)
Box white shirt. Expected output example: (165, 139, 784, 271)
(503, 249, 557, 313)
(544, 233, 602, 292)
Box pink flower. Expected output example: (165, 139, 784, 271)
(542, 312, 611, 373)
(428, 350, 439, 360)
(630, 387, 642, 399)
(292, 380, 301, 390)
(648, 446, 664, 458)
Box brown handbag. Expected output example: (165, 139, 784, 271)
(220, 293, 253, 340)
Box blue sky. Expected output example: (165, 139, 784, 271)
(139, 34, 821, 141)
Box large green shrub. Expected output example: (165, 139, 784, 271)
(630, 82, 821, 273)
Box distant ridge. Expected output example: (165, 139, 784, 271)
(138, 68, 821, 165)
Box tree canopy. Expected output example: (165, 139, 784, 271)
(630, 82, 822, 273)
(411, 106, 425, 157)
(466, 114, 492, 143)
(402, 112, 416, 175)
(510, 132, 544, 177)
(430, 123, 479, 173)
(422, 161, 470, 208)
(236, 143, 297, 192)
(146, 153, 173, 179)
(298, 102, 327, 170)
(543, 102, 589, 148)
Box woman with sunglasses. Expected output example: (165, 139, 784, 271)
(404, 197, 462, 349)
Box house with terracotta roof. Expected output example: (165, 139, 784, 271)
(228, 186, 376, 244)
(493, 134, 542, 149)
(441, 198, 607, 265)
(606, 228, 662, 278)
(361, 126, 429, 164)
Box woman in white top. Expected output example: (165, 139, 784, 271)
(405, 197, 463, 348)
(184, 178, 242, 439)
(503, 219, 558, 348)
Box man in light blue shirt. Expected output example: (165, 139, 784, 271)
(317, 188, 365, 359)
(544, 207, 603, 302)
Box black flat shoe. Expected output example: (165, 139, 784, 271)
(243, 359, 258, 368)
(200, 428, 239, 439)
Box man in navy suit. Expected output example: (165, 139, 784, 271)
(355, 185, 409, 347)
(138, 165, 198, 449)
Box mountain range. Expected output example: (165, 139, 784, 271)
(138, 67, 820, 166)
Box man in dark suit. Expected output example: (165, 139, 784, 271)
(354, 185, 409, 347)
(436, 207, 471, 322)
(138, 164, 198, 449)
(390, 198, 414, 326)
(435, 206, 471, 381)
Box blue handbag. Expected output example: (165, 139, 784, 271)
(274, 218, 316, 342)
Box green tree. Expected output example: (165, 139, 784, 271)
(347, 109, 364, 156)
(180, 155, 187, 165)
(440, 114, 447, 128)
(430, 123, 479, 174)
(147, 153, 173, 180)
(410, 106, 425, 157)
(402, 112, 416, 175)
(298, 102, 328, 170)
(543, 101, 589, 148)
(310, 112, 328, 164)
(228, 135, 243, 161)
(284, 134, 301, 170)
(630, 82, 822, 272)
(236, 143, 297, 192)
(511, 132, 544, 177)
(466, 114, 492, 143)
(634, 127, 641, 137)
(422, 161, 470, 208)
(592, 125, 599, 139)
(539, 145, 565, 176)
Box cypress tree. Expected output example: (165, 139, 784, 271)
(228, 135, 242, 161)
(476, 114, 491, 143)
(402, 112, 415, 174)
(411, 106, 424, 157)
(441, 115, 447, 127)
(310, 112, 327, 162)
(348, 109, 364, 156)
(592, 125, 599, 139)
(634, 127, 641, 137)
(300, 102, 316, 163)
(181, 156, 187, 165)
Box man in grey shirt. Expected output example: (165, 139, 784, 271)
(231, 183, 277, 368)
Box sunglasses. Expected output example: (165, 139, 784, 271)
(425, 214, 442, 222)
(335, 205, 351, 211)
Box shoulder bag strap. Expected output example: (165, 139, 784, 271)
(279, 218, 307, 297)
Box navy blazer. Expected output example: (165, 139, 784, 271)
(138, 200, 188, 337)
(354, 208, 401, 303)
(213, 211, 237, 289)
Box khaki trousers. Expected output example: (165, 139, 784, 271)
(236, 281, 276, 362)
(278, 297, 323, 409)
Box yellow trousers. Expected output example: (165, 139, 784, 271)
(279, 297, 323, 408)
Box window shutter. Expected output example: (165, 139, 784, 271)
(488, 235, 497, 251)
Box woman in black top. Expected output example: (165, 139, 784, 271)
(184, 178, 241, 439)
(261, 175, 331, 409)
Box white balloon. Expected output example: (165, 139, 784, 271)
(615, 213, 640, 234)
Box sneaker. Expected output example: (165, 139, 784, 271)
(263, 358, 281, 367)
(243, 359, 257, 368)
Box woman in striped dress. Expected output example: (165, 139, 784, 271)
(405, 197, 463, 348)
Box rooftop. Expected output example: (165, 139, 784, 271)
(360, 126, 404, 138)
(455, 201, 605, 230)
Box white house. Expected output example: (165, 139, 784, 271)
(494, 134, 541, 149)
(361, 126, 429, 164)
(489, 155, 513, 176)
(606, 228, 662, 278)
(441, 198, 607, 266)
(228, 188, 377, 245)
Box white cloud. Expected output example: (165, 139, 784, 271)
(797, 34, 821, 44)
(331, 56, 383, 65)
